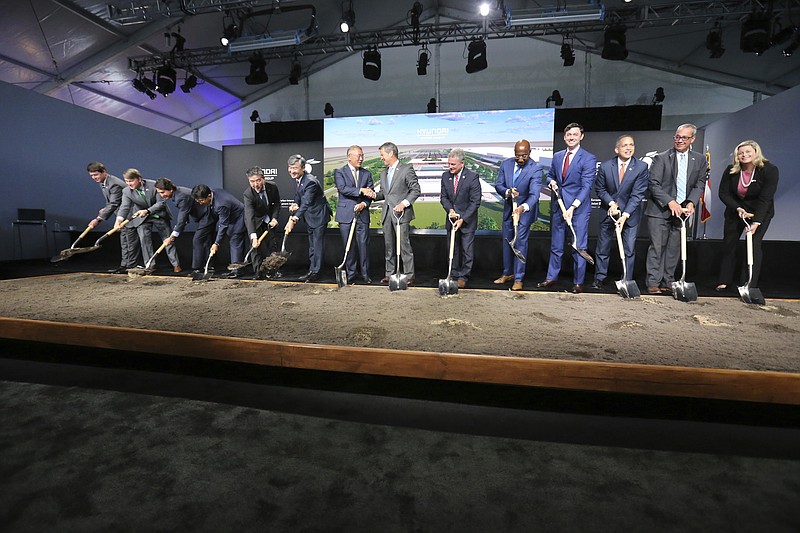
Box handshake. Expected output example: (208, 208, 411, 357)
(360, 187, 376, 199)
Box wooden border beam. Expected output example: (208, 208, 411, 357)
(1, 317, 798, 405)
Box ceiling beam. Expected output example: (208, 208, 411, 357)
(72, 81, 192, 126)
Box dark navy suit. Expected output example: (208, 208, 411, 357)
(546, 146, 597, 284)
(594, 157, 649, 281)
(243, 181, 280, 275)
(494, 157, 542, 281)
(334, 165, 373, 281)
(165, 185, 216, 270)
(208, 188, 247, 265)
(441, 168, 482, 281)
(294, 173, 332, 274)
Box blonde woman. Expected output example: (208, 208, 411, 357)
(716, 140, 779, 291)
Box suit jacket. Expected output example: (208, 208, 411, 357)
(548, 147, 597, 208)
(209, 188, 246, 244)
(375, 162, 420, 225)
(718, 162, 778, 225)
(294, 173, 332, 229)
(494, 157, 543, 225)
(118, 179, 170, 222)
(167, 185, 214, 235)
(97, 174, 124, 220)
(334, 165, 373, 225)
(594, 157, 649, 227)
(441, 168, 482, 232)
(244, 181, 281, 235)
(645, 148, 708, 218)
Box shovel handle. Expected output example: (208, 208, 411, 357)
(746, 230, 754, 266)
(255, 228, 270, 247)
(680, 223, 687, 261)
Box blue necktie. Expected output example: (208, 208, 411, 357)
(676, 153, 687, 204)
(512, 165, 521, 186)
(387, 166, 395, 189)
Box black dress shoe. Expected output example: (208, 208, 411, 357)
(362, 276, 372, 284)
(537, 279, 556, 288)
(220, 270, 241, 279)
(107, 266, 127, 274)
(299, 272, 319, 282)
(590, 279, 605, 291)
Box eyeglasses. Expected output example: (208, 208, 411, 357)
(514, 153, 530, 159)
(673, 135, 694, 141)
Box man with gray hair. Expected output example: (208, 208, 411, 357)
(285, 154, 332, 282)
(440, 148, 482, 288)
(372, 142, 420, 285)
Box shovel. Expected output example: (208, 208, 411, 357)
(228, 228, 270, 271)
(50, 224, 93, 263)
(671, 213, 698, 302)
(335, 212, 358, 288)
(506, 199, 526, 264)
(58, 218, 134, 262)
(388, 211, 409, 292)
(611, 214, 640, 299)
(738, 217, 765, 305)
(192, 245, 217, 281)
(551, 185, 594, 265)
(438, 217, 459, 296)
(262, 229, 292, 273)
(127, 239, 170, 277)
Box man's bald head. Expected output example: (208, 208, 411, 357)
(514, 139, 531, 165)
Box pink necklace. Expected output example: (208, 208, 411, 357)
(740, 167, 755, 188)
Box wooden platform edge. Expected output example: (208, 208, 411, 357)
(1, 317, 798, 405)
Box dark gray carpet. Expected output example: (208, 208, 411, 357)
(1, 377, 799, 532)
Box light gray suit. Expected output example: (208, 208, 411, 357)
(375, 162, 420, 278)
(644, 148, 708, 287)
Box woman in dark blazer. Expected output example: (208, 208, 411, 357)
(716, 140, 779, 291)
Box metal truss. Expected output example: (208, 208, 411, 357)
(108, 0, 297, 24)
(127, 0, 800, 72)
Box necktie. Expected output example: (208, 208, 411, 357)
(259, 190, 267, 207)
(562, 151, 572, 182)
(676, 153, 687, 204)
(512, 165, 521, 186)
(387, 166, 395, 189)
(453, 173, 459, 194)
(619, 162, 625, 184)
(137, 188, 146, 201)
(352, 167, 358, 186)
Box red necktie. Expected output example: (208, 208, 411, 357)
(619, 162, 625, 184)
(453, 173, 459, 194)
(562, 151, 572, 182)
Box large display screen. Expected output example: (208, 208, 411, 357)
(323, 109, 556, 230)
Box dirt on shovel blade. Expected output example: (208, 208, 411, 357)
(261, 252, 288, 272)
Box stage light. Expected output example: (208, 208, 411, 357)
(740, 13, 772, 55)
(601, 27, 628, 61)
(706, 25, 726, 58)
(171, 32, 186, 52)
(250, 110, 261, 123)
(427, 98, 437, 113)
(783, 34, 799, 56)
(465, 39, 487, 74)
(410, 1, 423, 44)
(132, 76, 157, 100)
(289, 60, 302, 85)
(324, 102, 334, 117)
(479, 3, 491, 17)
(220, 23, 237, 46)
(771, 26, 795, 46)
(245, 56, 268, 85)
(155, 65, 176, 96)
(652, 87, 665, 105)
(340, 2, 355, 33)
(180, 74, 197, 93)
(417, 46, 429, 75)
(363, 48, 381, 81)
(545, 90, 563, 108)
(560, 38, 575, 67)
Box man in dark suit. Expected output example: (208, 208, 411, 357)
(154, 178, 216, 275)
(333, 145, 374, 284)
(440, 148, 482, 289)
(285, 154, 332, 282)
(592, 135, 649, 290)
(243, 166, 281, 279)
(539, 123, 597, 293)
(644, 123, 708, 294)
(493, 139, 543, 291)
(372, 142, 420, 285)
(86, 161, 134, 274)
(191, 183, 248, 278)
(116, 168, 180, 272)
